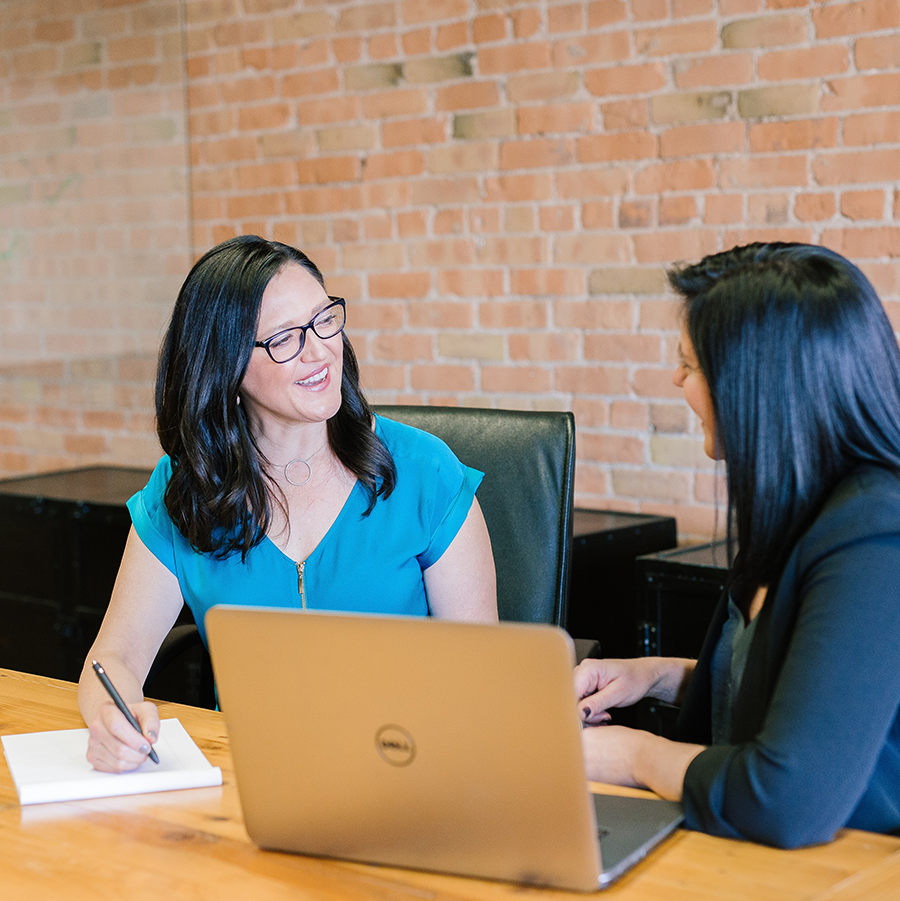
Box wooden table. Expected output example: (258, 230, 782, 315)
(1, 668, 898, 901)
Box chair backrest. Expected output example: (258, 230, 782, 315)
(374, 405, 575, 627)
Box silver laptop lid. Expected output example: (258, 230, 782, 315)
(206, 607, 603, 891)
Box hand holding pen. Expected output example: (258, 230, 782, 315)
(91, 660, 160, 765)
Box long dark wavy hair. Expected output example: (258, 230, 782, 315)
(156, 235, 396, 559)
(669, 242, 900, 600)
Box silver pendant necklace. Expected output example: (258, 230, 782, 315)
(283, 442, 328, 487)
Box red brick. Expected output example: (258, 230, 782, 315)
(587, 0, 629, 28)
(438, 269, 506, 296)
(634, 230, 719, 264)
(553, 32, 632, 67)
(585, 63, 666, 97)
(436, 22, 469, 50)
(473, 13, 506, 42)
(555, 233, 632, 265)
(410, 301, 474, 328)
(578, 131, 658, 162)
(509, 333, 579, 362)
(813, 150, 900, 185)
(844, 112, 900, 146)
(362, 150, 425, 180)
(581, 433, 646, 465)
(401, 0, 469, 25)
(400, 28, 433, 56)
(368, 34, 399, 59)
(748, 118, 839, 152)
(634, 20, 718, 55)
(610, 401, 649, 430)
(556, 365, 630, 395)
(518, 102, 593, 135)
(549, 4, 585, 32)
(674, 53, 753, 88)
(583, 200, 615, 229)
(812, 0, 900, 39)
(480, 301, 548, 328)
(478, 42, 553, 74)
(585, 333, 662, 363)
(410, 364, 475, 392)
(820, 227, 900, 260)
(619, 201, 653, 228)
(636, 159, 716, 193)
(748, 193, 789, 225)
(539, 205, 576, 232)
(758, 45, 849, 81)
(794, 192, 837, 222)
(482, 366, 552, 394)
(659, 196, 698, 226)
(383, 116, 448, 147)
(720, 155, 809, 188)
(508, 71, 580, 103)
(500, 137, 576, 170)
(822, 74, 900, 112)
(660, 121, 745, 157)
(511, 268, 586, 296)
(483, 173, 554, 202)
(601, 99, 649, 129)
(361, 88, 428, 119)
(435, 81, 500, 111)
(855, 34, 900, 69)
(841, 190, 885, 221)
(477, 236, 548, 266)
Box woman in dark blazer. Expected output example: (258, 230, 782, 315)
(576, 243, 900, 848)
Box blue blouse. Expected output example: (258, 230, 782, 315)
(128, 416, 483, 644)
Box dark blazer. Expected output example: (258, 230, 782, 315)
(677, 465, 900, 848)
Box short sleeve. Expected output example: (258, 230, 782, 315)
(126, 456, 179, 575)
(373, 416, 483, 570)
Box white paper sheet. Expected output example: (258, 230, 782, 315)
(1, 717, 223, 805)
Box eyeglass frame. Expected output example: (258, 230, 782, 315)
(253, 297, 346, 364)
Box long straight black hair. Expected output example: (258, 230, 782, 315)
(156, 235, 396, 558)
(669, 242, 900, 597)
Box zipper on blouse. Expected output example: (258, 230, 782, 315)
(297, 559, 307, 610)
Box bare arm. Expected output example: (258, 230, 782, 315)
(423, 498, 498, 622)
(77, 526, 185, 771)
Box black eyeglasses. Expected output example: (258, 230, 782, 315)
(254, 298, 346, 364)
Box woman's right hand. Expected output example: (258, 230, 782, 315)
(574, 658, 661, 725)
(86, 700, 161, 773)
(574, 656, 696, 726)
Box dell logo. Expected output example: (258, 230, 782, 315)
(375, 725, 416, 766)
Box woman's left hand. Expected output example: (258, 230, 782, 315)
(581, 724, 706, 801)
(580, 724, 644, 787)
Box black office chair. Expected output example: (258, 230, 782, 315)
(373, 405, 575, 626)
(145, 405, 579, 707)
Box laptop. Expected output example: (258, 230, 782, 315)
(205, 607, 684, 892)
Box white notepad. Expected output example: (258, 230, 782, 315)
(1, 717, 223, 805)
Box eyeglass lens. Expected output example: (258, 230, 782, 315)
(266, 301, 345, 363)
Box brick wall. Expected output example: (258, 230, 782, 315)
(3, 0, 900, 540)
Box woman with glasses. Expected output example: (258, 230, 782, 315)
(576, 242, 900, 847)
(78, 235, 497, 772)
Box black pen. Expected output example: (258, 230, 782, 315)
(91, 660, 159, 765)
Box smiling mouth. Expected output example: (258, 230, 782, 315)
(296, 367, 327, 387)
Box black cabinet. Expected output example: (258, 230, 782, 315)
(567, 510, 677, 657)
(636, 540, 730, 659)
(627, 540, 730, 735)
(0, 467, 152, 682)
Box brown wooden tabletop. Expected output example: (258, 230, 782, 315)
(0, 668, 897, 901)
